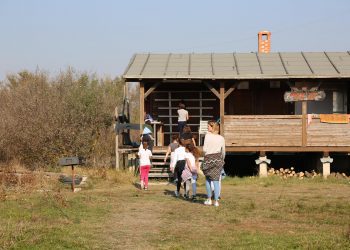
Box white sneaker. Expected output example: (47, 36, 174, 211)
(204, 199, 212, 205)
(214, 201, 219, 207)
(174, 191, 179, 197)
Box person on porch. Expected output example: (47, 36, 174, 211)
(140, 120, 154, 151)
(177, 102, 188, 137)
(144, 111, 154, 123)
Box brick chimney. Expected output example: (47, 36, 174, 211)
(258, 31, 271, 53)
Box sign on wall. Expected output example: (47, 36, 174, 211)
(284, 88, 326, 102)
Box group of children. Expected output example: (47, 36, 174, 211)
(165, 135, 200, 199)
(138, 103, 200, 197)
(138, 134, 200, 200)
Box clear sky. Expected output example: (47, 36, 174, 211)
(0, 0, 349, 81)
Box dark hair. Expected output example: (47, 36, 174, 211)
(171, 134, 179, 141)
(185, 144, 200, 159)
(183, 125, 191, 133)
(178, 103, 185, 109)
(178, 138, 184, 146)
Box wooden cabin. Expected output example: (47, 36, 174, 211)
(122, 52, 350, 177)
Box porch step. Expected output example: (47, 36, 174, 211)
(152, 162, 169, 166)
(149, 149, 172, 179)
(150, 167, 171, 172)
(151, 155, 167, 160)
(149, 172, 173, 178)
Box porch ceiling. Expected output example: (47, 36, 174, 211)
(123, 52, 350, 81)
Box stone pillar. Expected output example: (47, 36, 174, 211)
(320, 156, 333, 179)
(255, 156, 271, 177)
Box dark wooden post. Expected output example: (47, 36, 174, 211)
(302, 100, 307, 147)
(140, 82, 145, 130)
(220, 82, 225, 137)
(71, 165, 75, 192)
(115, 106, 119, 170)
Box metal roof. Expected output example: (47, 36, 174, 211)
(123, 52, 350, 80)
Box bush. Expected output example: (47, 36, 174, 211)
(0, 69, 132, 168)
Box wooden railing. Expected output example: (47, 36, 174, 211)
(224, 115, 350, 148)
(306, 115, 350, 147)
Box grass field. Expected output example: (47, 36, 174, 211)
(1, 170, 350, 249)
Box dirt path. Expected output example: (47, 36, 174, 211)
(81, 180, 350, 249)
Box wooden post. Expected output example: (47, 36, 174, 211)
(115, 135, 119, 170)
(140, 82, 145, 130)
(220, 81, 225, 137)
(71, 165, 75, 192)
(302, 100, 307, 147)
(115, 106, 119, 170)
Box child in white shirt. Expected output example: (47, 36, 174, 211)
(163, 134, 179, 174)
(173, 140, 186, 197)
(138, 141, 152, 190)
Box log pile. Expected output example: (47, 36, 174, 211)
(267, 167, 350, 179)
(328, 172, 350, 180)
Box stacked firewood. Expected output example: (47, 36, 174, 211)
(328, 172, 350, 179)
(267, 167, 349, 179)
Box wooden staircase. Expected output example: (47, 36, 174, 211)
(149, 148, 173, 179)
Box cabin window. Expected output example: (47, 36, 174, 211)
(237, 81, 249, 90)
(270, 81, 280, 88)
(333, 91, 347, 114)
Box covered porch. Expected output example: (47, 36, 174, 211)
(122, 52, 350, 176)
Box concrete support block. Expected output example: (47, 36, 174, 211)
(320, 156, 333, 179)
(255, 156, 271, 178)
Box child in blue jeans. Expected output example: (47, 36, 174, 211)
(183, 144, 200, 200)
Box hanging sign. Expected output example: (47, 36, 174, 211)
(284, 89, 326, 102)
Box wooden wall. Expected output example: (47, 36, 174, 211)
(225, 115, 350, 149)
(224, 115, 302, 147)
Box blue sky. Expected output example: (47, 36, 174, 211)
(0, 0, 349, 80)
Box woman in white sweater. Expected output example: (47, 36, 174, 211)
(202, 120, 225, 207)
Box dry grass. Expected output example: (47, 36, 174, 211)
(1, 175, 350, 249)
(61, 166, 137, 185)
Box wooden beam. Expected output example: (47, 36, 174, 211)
(224, 82, 239, 99)
(140, 82, 145, 130)
(204, 82, 220, 99)
(302, 101, 307, 147)
(144, 82, 160, 98)
(115, 105, 119, 170)
(220, 82, 225, 137)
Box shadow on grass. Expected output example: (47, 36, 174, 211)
(163, 189, 208, 205)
